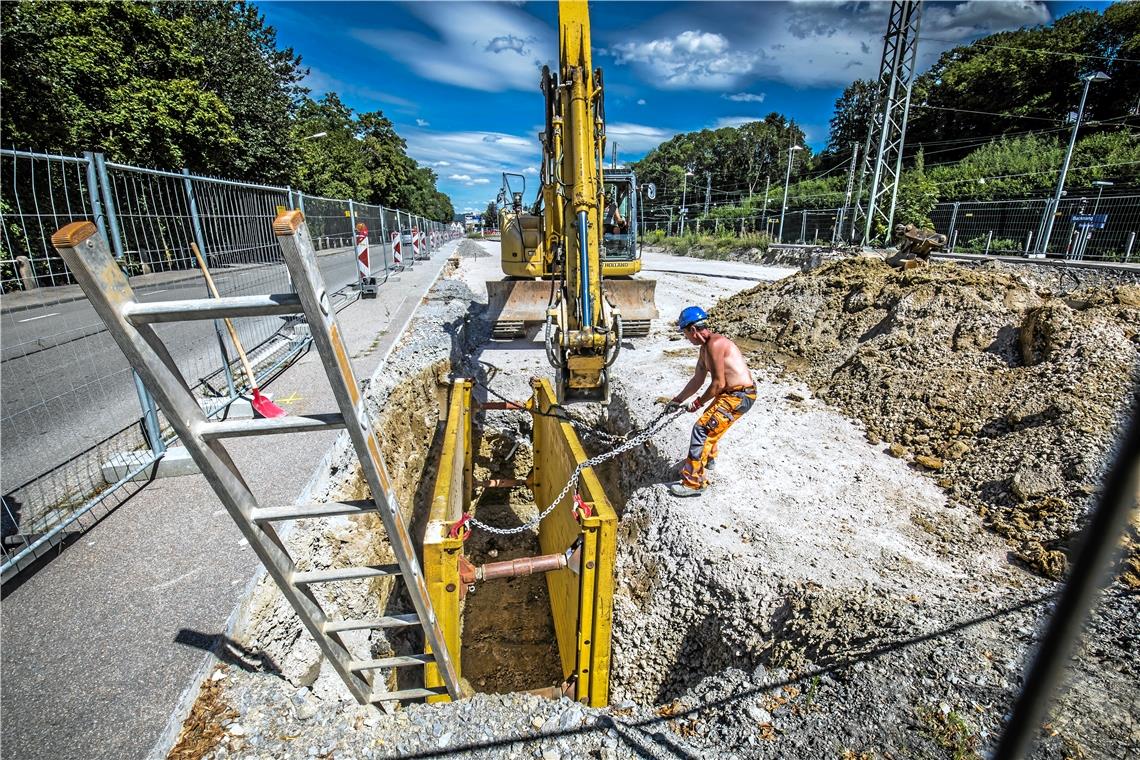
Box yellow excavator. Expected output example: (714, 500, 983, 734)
(486, 0, 657, 403)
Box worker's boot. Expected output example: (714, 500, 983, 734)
(667, 481, 702, 498)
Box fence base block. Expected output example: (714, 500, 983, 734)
(101, 446, 199, 483)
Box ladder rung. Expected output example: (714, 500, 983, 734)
(292, 564, 401, 585)
(199, 413, 345, 440)
(348, 653, 434, 671)
(324, 613, 420, 633)
(125, 294, 304, 323)
(370, 687, 448, 702)
(250, 500, 376, 523)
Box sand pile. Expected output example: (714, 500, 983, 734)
(711, 256, 1139, 581)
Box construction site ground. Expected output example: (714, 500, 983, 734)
(152, 240, 1138, 759)
(0, 250, 455, 760)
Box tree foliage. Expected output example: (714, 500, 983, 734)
(0, 1, 454, 219)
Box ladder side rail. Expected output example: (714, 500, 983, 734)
(50, 221, 375, 704)
(271, 211, 462, 700)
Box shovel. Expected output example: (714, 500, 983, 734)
(189, 242, 287, 419)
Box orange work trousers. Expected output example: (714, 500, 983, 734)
(679, 385, 757, 490)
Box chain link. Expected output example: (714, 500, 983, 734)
(467, 406, 684, 536)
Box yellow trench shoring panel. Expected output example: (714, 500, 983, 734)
(422, 377, 616, 707)
(530, 377, 617, 708)
(423, 379, 473, 702)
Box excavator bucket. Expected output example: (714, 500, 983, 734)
(486, 279, 557, 339)
(603, 279, 657, 337)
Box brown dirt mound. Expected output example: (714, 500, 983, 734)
(711, 256, 1140, 581)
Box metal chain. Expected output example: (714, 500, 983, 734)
(467, 406, 685, 536)
(474, 376, 627, 445)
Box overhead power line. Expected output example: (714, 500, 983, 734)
(922, 37, 1140, 64)
(912, 103, 1058, 122)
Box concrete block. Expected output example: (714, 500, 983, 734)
(199, 396, 254, 420)
(101, 446, 200, 483)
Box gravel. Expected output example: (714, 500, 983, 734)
(165, 246, 1140, 760)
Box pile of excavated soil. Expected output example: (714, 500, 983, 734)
(711, 256, 1140, 583)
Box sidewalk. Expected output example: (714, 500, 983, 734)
(0, 242, 456, 760)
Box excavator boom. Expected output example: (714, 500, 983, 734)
(487, 0, 658, 401)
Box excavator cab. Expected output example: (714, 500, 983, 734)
(601, 172, 635, 263)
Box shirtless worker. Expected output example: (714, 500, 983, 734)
(664, 306, 757, 498)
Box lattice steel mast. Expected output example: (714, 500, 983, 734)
(855, 0, 923, 244)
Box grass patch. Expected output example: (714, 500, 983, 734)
(917, 705, 979, 760)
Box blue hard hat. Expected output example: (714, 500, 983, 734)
(677, 305, 708, 331)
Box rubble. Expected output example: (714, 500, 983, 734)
(171, 245, 1139, 759)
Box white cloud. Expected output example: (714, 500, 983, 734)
(713, 116, 758, 130)
(470, 178, 491, 185)
(609, 30, 760, 89)
(602, 2, 1052, 89)
(350, 3, 553, 92)
(302, 66, 415, 109)
(448, 174, 472, 181)
(416, 118, 431, 127)
(637, 99, 646, 105)
(435, 161, 451, 167)
(723, 92, 765, 103)
(523, 166, 539, 175)
(605, 122, 678, 154)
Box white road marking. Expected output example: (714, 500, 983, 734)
(146, 289, 168, 296)
(17, 312, 59, 323)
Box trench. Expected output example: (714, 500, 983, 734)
(340, 361, 565, 697)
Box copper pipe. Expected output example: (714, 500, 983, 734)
(480, 478, 528, 488)
(480, 401, 527, 410)
(480, 552, 567, 581)
(526, 680, 577, 701)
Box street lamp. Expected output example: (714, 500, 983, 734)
(1035, 71, 1110, 256)
(680, 166, 694, 236)
(779, 144, 804, 243)
(303, 131, 328, 141)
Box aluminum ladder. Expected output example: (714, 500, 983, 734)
(50, 212, 460, 704)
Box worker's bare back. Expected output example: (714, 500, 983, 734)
(701, 332, 752, 388)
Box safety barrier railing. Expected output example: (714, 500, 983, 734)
(642, 192, 1140, 262)
(530, 377, 617, 707)
(0, 147, 457, 582)
(422, 379, 474, 702)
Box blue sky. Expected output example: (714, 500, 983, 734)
(258, 1, 1108, 214)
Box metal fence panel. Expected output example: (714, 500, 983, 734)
(2, 148, 452, 581)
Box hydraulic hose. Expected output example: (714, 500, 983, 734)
(577, 210, 591, 327)
(606, 312, 622, 367)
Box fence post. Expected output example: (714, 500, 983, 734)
(1125, 231, 1136, 263)
(800, 210, 807, 243)
(92, 153, 127, 261)
(91, 153, 166, 455)
(1024, 230, 1034, 256)
(182, 168, 239, 403)
(947, 201, 960, 252)
(378, 206, 390, 273)
(984, 230, 993, 254)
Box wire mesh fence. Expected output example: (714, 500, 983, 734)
(1, 147, 455, 581)
(643, 193, 1140, 262)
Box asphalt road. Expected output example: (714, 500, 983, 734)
(0, 247, 367, 494)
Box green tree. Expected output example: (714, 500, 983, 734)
(0, 1, 303, 180)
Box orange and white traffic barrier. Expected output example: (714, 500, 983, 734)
(391, 230, 402, 266)
(412, 226, 422, 259)
(355, 222, 370, 278)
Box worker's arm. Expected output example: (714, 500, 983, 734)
(687, 339, 727, 411)
(671, 351, 708, 407)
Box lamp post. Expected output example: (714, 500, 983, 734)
(1035, 71, 1110, 256)
(779, 144, 803, 243)
(680, 166, 694, 236)
(303, 131, 328, 141)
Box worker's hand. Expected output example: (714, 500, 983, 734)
(687, 399, 702, 413)
(655, 396, 683, 412)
